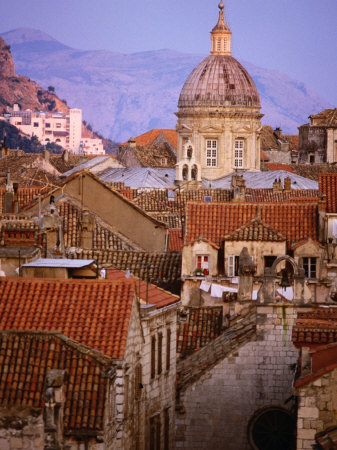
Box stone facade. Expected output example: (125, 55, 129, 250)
(175, 304, 299, 449)
(295, 368, 337, 449)
(141, 303, 178, 450)
(0, 409, 44, 450)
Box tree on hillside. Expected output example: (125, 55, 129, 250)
(48, 86, 55, 93)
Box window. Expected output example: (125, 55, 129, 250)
(217, 38, 221, 51)
(161, 158, 167, 166)
(264, 256, 277, 269)
(157, 332, 163, 375)
(56, 123, 61, 128)
(151, 335, 156, 379)
(135, 363, 142, 400)
(166, 328, 171, 372)
(197, 255, 209, 270)
(302, 257, 317, 279)
(45, 122, 51, 128)
(206, 140, 217, 167)
(124, 374, 129, 416)
(33, 122, 39, 127)
(164, 409, 170, 450)
(234, 139, 244, 168)
(224, 38, 228, 51)
(227, 255, 239, 277)
(150, 415, 161, 450)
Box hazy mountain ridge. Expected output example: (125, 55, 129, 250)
(2, 27, 330, 142)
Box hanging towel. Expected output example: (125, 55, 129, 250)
(277, 287, 294, 301)
(200, 281, 211, 292)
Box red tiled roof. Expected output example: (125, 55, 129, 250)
(223, 217, 286, 242)
(0, 277, 136, 359)
(177, 307, 223, 354)
(0, 331, 110, 431)
(245, 188, 319, 203)
(122, 129, 177, 149)
(266, 163, 294, 173)
(168, 229, 183, 251)
(319, 173, 337, 213)
(295, 341, 337, 388)
(260, 150, 269, 161)
(185, 202, 318, 247)
(105, 267, 179, 309)
(292, 309, 337, 348)
(0, 186, 50, 212)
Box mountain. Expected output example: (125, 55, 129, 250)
(1, 27, 331, 142)
(0, 36, 68, 114)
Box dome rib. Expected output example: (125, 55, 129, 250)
(178, 55, 260, 109)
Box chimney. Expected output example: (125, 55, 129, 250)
(43, 149, 50, 162)
(231, 174, 246, 201)
(13, 182, 19, 213)
(62, 150, 69, 163)
(274, 127, 282, 138)
(300, 347, 312, 378)
(44, 369, 67, 450)
(284, 177, 291, 191)
(272, 178, 283, 193)
(128, 137, 136, 148)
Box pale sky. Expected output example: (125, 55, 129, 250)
(1, 0, 337, 104)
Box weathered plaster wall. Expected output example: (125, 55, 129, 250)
(182, 241, 218, 277)
(224, 240, 286, 276)
(175, 304, 299, 450)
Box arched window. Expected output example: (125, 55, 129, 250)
(182, 165, 188, 180)
(191, 165, 197, 180)
(234, 139, 244, 168)
(223, 38, 228, 51)
(217, 38, 221, 51)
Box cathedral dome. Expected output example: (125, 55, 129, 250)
(178, 2, 260, 110)
(178, 55, 260, 108)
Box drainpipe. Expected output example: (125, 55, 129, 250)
(165, 228, 168, 252)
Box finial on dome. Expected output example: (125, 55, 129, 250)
(210, 0, 232, 55)
(218, 2, 224, 11)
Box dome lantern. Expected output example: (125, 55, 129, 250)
(210, 1, 232, 55)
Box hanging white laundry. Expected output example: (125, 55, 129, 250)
(200, 281, 211, 292)
(277, 287, 294, 301)
(210, 283, 237, 298)
(332, 219, 337, 238)
(252, 290, 259, 300)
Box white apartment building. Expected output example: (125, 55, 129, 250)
(5, 104, 82, 153)
(80, 136, 105, 155)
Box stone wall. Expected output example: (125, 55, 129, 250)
(141, 303, 178, 450)
(175, 304, 299, 449)
(0, 409, 44, 450)
(296, 368, 337, 449)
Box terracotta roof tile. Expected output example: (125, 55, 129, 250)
(168, 229, 184, 251)
(122, 129, 177, 149)
(309, 108, 337, 127)
(0, 331, 110, 432)
(292, 309, 337, 347)
(292, 164, 337, 181)
(319, 173, 337, 213)
(185, 201, 318, 247)
(66, 249, 182, 285)
(223, 217, 286, 242)
(245, 188, 319, 202)
(0, 186, 50, 212)
(177, 307, 223, 354)
(105, 267, 179, 309)
(0, 278, 135, 359)
(266, 163, 294, 173)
